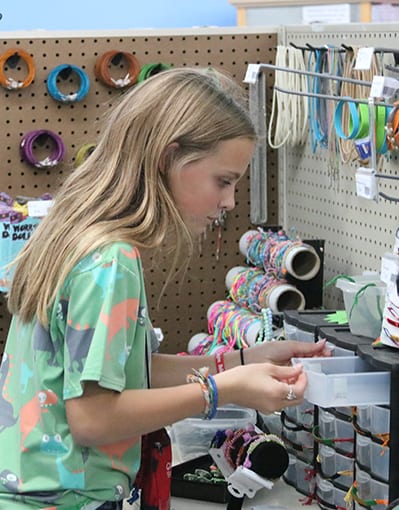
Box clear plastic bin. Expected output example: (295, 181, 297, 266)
(171, 405, 257, 462)
(335, 274, 385, 338)
(292, 356, 390, 407)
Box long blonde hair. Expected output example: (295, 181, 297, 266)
(8, 67, 256, 325)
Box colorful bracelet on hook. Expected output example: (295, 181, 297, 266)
(94, 50, 140, 89)
(20, 129, 66, 168)
(47, 64, 90, 102)
(74, 143, 96, 166)
(0, 48, 35, 90)
(137, 62, 172, 82)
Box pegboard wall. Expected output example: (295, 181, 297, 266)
(276, 22, 399, 310)
(0, 28, 278, 355)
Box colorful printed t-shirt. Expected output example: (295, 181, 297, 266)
(0, 242, 152, 509)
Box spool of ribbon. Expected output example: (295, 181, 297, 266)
(0, 48, 35, 90)
(46, 64, 90, 103)
(20, 130, 66, 168)
(94, 50, 140, 89)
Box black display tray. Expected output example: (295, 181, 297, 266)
(171, 454, 229, 503)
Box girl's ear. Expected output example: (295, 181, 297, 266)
(159, 142, 179, 173)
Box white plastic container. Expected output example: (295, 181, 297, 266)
(292, 356, 390, 407)
(171, 405, 257, 462)
(335, 274, 385, 338)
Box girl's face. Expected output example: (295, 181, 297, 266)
(167, 137, 255, 236)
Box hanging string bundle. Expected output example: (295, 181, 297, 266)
(268, 45, 309, 149)
(240, 229, 320, 281)
(338, 46, 380, 164)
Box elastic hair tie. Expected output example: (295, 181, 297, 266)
(94, 50, 140, 89)
(0, 48, 35, 90)
(75, 143, 96, 166)
(47, 64, 90, 103)
(20, 130, 66, 168)
(137, 62, 172, 82)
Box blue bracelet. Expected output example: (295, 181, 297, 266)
(47, 63, 90, 103)
(206, 374, 218, 420)
(334, 98, 360, 140)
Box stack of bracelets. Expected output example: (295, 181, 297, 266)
(211, 424, 289, 480)
(186, 367, 218, 420)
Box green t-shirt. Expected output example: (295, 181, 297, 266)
(0, 242, 152, 509)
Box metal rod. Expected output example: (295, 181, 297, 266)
(273, 85, 388, 108)
(258, 62, 372, 87)
(375, 173, 399, 181)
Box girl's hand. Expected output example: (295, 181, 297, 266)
(245, 338, 332, 366)
(214, 362, 306, 415)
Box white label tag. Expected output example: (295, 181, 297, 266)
(370, 75, 399, 98)
(380, 253, 399, 284)
(27, 200, 53, 217)
(354, 47, 375, 70)
(355, 167, 377, 200)
(333, 377, 348, 400)
(244, 64, 262, 84)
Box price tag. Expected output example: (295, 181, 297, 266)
(354, 47, 374, 70)
(27, 200, 53, 217)
(380, 253, 399, 285)
(355, 167, 377, 200)
(244, 64, 262, 84)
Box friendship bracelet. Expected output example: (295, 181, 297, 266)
(214, 350, 225, 373)
(186, 367, 218, 420)
(239, 347, 245, 366)
(0, 48, 35, 90)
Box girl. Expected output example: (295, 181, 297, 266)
(0, 67, 329, 509)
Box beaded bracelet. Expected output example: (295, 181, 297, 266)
(186, 367, 218, 420)
(242, 433, 286, 470)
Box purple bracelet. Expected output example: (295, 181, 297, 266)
(20, 129, 66, 168)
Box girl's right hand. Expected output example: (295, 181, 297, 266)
(214, 362, 306, 415)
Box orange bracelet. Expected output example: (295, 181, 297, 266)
(0, 48, 35, 90)
(385, 101, 399, 151)
(94, 50, 140, 89)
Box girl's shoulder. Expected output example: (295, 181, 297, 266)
(72, 242, 142, 276)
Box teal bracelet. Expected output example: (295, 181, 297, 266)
(334, 99, 360, 140)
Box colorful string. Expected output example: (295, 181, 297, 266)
(245, 229, 305, 278)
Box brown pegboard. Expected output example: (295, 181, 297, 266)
(0, 28, 278, 354)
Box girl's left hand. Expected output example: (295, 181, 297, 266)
(245, 338, 332, 366)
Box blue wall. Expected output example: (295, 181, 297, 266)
(0, 1, 237, 31)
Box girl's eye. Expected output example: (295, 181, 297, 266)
(218, 179, 232, 188)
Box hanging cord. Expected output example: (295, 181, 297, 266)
(338, 47, 380, 164)
(325, 46, 344, 188)
(268, 46, 308, 148)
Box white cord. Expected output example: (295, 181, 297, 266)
(268, 46, 309, 149)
